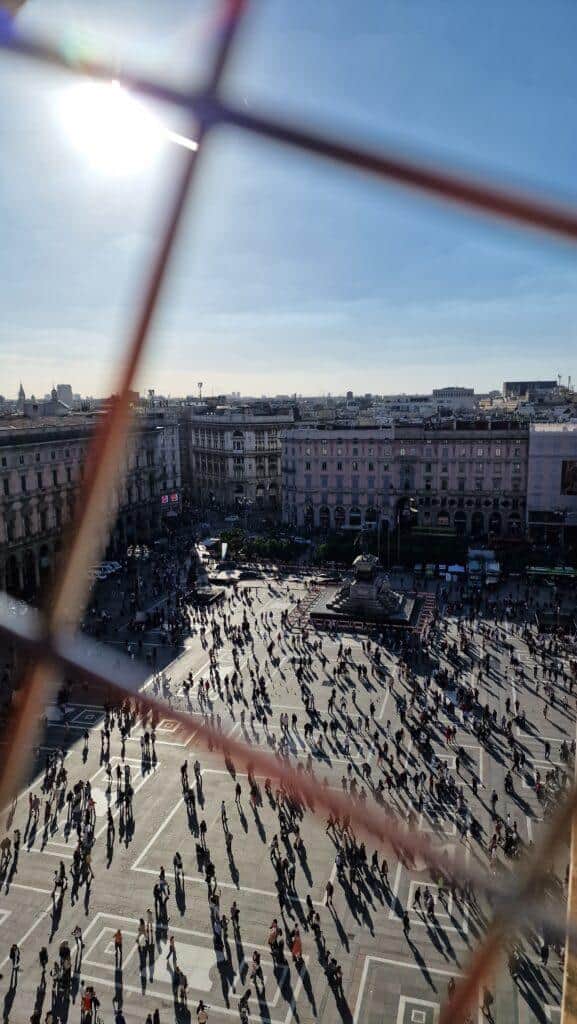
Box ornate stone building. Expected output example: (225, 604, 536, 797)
(282, 419, 529, 540)
(0, 411, 181, 595)
(182, 405, 293, 515)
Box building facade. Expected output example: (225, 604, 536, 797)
(0, 411, 181, 595)
(183, 405, 293, 514)
(527, 423, 577, 544)
(282, 421, 529, 539)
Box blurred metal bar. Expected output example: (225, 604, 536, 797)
(442, 758, 577, 1022)
(0, 0, 248, 813)
(562, 748, 577, 1024)
(0, 2, 575, 1018)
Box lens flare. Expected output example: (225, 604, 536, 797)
(58, 79, 165, 176)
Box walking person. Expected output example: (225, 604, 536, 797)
(114, 927, 123, 967)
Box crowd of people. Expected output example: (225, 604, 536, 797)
(1, 552, 575, 1023)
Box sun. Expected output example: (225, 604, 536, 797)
(58, 79, 165, 176)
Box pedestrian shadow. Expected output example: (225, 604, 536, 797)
(274, 962, 299, 1023)
(295, 958, 317, 1017)
(252, 806, 267, 844)
(175, 876, 186, 915)
(227, 850, 240, 888)
(32, 976, 47, 1021)
(214, 939, 235, 1007)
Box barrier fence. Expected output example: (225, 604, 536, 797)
(0, 2, 576, 1021)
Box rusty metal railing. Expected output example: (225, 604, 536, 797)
(0, 3, 575, 1022)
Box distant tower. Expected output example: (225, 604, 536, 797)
(198, 382, 203, 401)
(17, 381, 25, 410)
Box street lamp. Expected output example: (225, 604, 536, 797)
(127, 543, 149, 611)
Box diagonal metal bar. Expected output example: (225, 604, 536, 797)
(440, 766, 577, 1023)
(0, 0, 249, 813)
(562, 798, 577, 1022)
(0, 3, 576, 1020)
(4, 26, 577, 244)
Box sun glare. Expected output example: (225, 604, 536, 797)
(58, 80, 166, 176)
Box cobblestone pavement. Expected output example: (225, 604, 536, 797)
(0, 575, 572, 1024)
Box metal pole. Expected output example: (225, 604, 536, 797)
(562, 772, 577, 1023)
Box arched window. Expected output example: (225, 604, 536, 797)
(471, 510, 485, 537)
(349, 507, 362, 528)
(319, 506, 330, 531)
(454, 510, 467, 536)
(334, 506, 345, 529)
(508, 514, 522, 538)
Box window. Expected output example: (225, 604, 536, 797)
(383, 463, 389, 472)
(305, 461, 311, 471)
(441, 479, 448, 491)
(477, 448, 484, 456)
(2, 479, 9, 496)
(21, 475, 27, 493)
(0, 457, 5, 467)
(52, 469, 58, 486)
(51, 451, 56, 460)
(458, 462, 465, 473)
(512, 462, 521, 475)
(495, 447, 501, 457)
(475, 479, 483, 492)
(425, 463, 432, 473)
(337, 462, 343, 471)
(35, 453, 40, 462)
(476, 462, 483, 472)
(19, 455, 24, 465)
(400, 447, 405, 456)
(368, 462, 374, 471)
(458, 478, 465, 492)
(368, 447, 374, 456)
(66, 467, 72, 483)
(305, 446, 311, 455)
(352, 461, 358, 471)
(352, 447, 358, 456)
(321, 462, 327, 471)
(336, 447, 342, 456)
(65, 449, 70, 457)
(37, 472, 43, 489)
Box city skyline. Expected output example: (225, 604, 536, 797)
(2, 376, 573, 403)
(2, 1, 577, 397)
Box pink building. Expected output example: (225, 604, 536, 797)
(282, 421, 529, 540)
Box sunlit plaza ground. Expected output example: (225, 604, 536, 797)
(0, 573, 570, 1023)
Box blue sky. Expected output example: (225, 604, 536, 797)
(1, 0, 577, 399)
